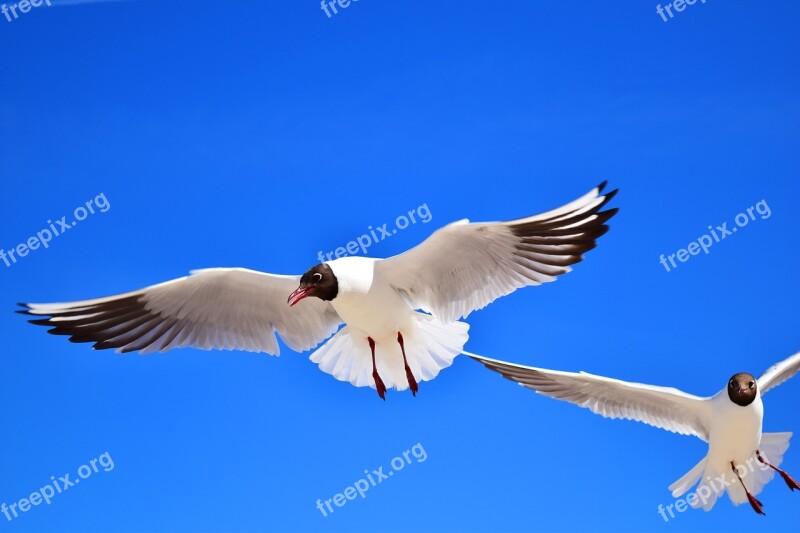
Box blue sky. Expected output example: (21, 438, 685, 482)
(1, 1, 799, 531)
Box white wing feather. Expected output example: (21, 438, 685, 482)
(467, 352, 712, 441)
(377, 183, 618, 322)
(758, 351, 800, 395)
(20, 268, 342, 355)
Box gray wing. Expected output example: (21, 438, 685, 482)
(758, 351, 800, 395)
(377, 182, 618, 322)
(19, 268, 342, 355)
(467, 352, 712, 441)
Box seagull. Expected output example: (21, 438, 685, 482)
(18, 182, 617, 400)
(467, 350, 800, 514)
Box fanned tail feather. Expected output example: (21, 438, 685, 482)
(668, 433, 793, 512)
(670, 457, 707, 499)
(310, 313, 469, 391)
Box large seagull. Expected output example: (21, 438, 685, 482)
(19, 183, 618, 399)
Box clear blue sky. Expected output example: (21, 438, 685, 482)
(1, 1, 799, 532)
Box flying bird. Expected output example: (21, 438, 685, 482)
(19, 183, 617, 399)
(467, 350, 800, 514)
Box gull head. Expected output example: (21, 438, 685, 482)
(288, 264, 338, 306)
(727, 372, 758, 407)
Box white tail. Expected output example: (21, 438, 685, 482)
(669, 432, 793, 511)
(309, 312, 469, 391)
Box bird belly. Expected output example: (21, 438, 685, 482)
(706, 395, 764, 471)
(331, 284, 414, 340)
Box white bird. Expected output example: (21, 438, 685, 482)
(467, 350, 800, 514)
(19, 183, 617, 399)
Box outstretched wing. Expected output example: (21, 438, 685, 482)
(758, 351, 800, 396)
(377, 182, 618, 322)
(467, 352, 712, 441)
(19, 268, 342, 355)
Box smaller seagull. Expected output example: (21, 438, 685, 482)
(467, 350, 800, 514)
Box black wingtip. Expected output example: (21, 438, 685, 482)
(93, 341, 121, 351)
(602, 187, 619, 202)
(91, 342, 115, 351)
(597, 180, 608, 192)
(597, 190, 620, 215)
(601, 207, 620, 220)
(68, 335, 93, 344)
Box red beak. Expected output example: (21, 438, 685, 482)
(288, 286, 313, 307)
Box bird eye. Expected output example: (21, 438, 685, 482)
(749, 381, 755, 389)
(729, 380, 737, 389)
(313, 273, 323, 282)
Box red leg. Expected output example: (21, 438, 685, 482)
(757, 451, 800, 491)
(731, 461, 765, 515)
(397, 332, 418, 396)
(368, 337, 386, 401)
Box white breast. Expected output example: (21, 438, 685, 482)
(326, 257, 414, 338)
(706, 391, 764, 470)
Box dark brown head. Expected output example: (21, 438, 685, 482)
(727, 372, 758, 407)
(287, 264, 338, 306)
